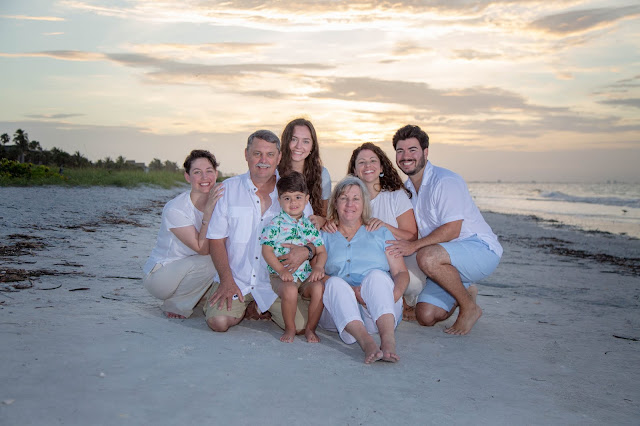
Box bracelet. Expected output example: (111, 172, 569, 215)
(202, 219, 209, 225)
(304, 244, 314, 260)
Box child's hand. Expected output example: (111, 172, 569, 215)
(309, 266, 325, 282)
(280, 271, 294, 282)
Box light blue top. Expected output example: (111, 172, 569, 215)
(322, 226, 393, 287)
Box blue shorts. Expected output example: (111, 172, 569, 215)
(417, 235, 500, 311)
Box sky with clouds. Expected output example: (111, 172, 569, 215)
(1, 0, 639, 182)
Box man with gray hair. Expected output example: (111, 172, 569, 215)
(204, 130, 315, 332)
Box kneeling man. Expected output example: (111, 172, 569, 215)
(204, 129, 315, 332)
(387, 125, 503, 335)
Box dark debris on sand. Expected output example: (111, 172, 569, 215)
(0, 267, 85, 285)
(0, 234, 46, 257)
(502, 234, 640, 276)
(60, 214, 146, 231)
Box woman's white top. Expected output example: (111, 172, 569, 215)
(143, 191, 203, 274)
(369, 189, 413, 227)
(321, 167, 332, 200)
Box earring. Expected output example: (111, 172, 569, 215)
(379, 172, 384, 177)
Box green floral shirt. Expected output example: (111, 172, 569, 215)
(260, 211, 324, 282)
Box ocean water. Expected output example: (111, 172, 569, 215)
(468, 182, 640, 239)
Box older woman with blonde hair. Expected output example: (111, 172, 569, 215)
(319, 176, 409, 364)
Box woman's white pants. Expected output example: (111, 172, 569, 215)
(319, 269, 402, 344)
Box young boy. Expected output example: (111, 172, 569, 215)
(260, 172, 327, 343)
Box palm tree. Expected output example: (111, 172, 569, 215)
(29, 140, 42, 151)
(148, 158, 163, 171)
(72, 151, 90, 167)
(1, 133, 9, 151)
(13, 129, 30, 163)
(27, 140, 43, 163)
(116, 155, 126, 169)
(51, 147, 71, 167)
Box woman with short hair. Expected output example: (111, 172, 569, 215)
(319, 176, 409, 364)
(142, 149, 223, 318)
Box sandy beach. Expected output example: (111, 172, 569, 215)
(1, 185, 639, 425)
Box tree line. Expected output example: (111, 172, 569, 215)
(1, 128, 179, 171)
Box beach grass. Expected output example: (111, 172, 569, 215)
(61, 168, 186, 188)
(0, 164, 186, 188)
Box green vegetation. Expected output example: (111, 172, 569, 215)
(0, 159, 68, 186)
(57, 168, 186, 188)
(0, 159, 186, 188)
(0, 127, 225, 188)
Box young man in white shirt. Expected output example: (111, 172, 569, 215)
(386, 125, 503, 335)
(204, 130, 316, 332)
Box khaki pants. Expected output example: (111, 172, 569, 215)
(203, 282, 310, 331)
(143, 255, 215, 318)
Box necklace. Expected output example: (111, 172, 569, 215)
(338, 225, 360, 241)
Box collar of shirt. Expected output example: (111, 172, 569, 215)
(405, 161, 433, 196)
(278, 210, 303, 225)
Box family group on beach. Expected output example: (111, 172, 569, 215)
(142, 119, 503, 364)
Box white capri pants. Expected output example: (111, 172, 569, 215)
(319, 269, 403, 345)
(143, 255, 215, 318)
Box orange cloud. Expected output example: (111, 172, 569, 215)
(0, 15, 65, 21)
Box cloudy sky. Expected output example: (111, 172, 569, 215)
(1, 0, 639, 182)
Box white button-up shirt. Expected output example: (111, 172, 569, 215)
(206, 171, 313, 312)
(405, 162, 503, 257)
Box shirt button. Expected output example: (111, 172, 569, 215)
(346, 274, 350, 277)
(257, 200, 259, 203)
(255, 257, 258, 260)
(347, 244, 351, 247)
(347, 259, 351, 263)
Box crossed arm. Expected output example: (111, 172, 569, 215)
(170, 183, 224, 255)
(385, 219, 463, 258)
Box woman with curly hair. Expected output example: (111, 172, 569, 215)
(347, 142, 417, 241)
(346, 142, 426, 318)
(278, 118, 331, 227)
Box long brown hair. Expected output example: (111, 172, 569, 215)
(278, 118, 324, 215)
(347, 142, 411, 198)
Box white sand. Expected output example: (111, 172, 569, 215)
(1, 186, 639, 425)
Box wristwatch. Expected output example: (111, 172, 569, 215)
(304, 244, 314, 260)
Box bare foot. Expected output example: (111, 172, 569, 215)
(165, 312, 186, 319)
(445, 304, 482, 335)
(380, 339, 400, 363)
(305, 329, 320, 343)
(402, 299, 416, 322)
(244, 301, 272, 321)
(443, 286, 477, 322)
(363, 341, 383, 364)
(280, 329, 296, 343)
